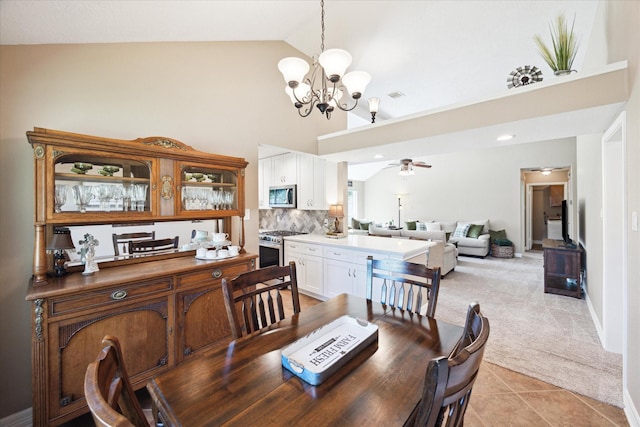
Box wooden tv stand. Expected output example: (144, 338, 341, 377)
(542, 239, 584, 298)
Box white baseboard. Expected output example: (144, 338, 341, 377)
(585, 291, 606, 347)
(0, 407, 32, 427)
(624, 388, 640, 427)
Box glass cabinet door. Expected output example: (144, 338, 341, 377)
(179, 165, 239, 214)
(52, 153, 152, 217)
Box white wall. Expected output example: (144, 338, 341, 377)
(363, 138, 576, 253)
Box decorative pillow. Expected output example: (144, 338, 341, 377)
(452, 223, 470, 238)
(359, 221, 371, 231)
(446, 232, 452, 242)
(416, 222, 428, 231)
(426, 222, 441, 231)
(405, 221, 417, 230)
(467, 224, 484, 239)
(489, 229, 507, 243)
(351, 218, 361, 230)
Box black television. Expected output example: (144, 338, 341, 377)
(561, 200, 570, 244)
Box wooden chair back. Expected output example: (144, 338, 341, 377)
(84, 335, 151, 427)
(408, 302, 490, 427)
(128, 236, 179, 255)
(366, 256, 441, 317)
(112, 232, 155, 256)
(222, 262, 301, 339)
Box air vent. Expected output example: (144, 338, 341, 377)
(388, 91, 405, 99)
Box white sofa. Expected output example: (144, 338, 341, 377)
(368, 225, 457, 276)
(436, 220, 491, 257)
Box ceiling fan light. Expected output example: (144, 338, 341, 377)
(541, 169, 552, 175)
(342, 71, 371, 99)
(319, 49, 352, 82)
(278, 57, 310, 86)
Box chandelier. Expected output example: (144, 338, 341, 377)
(277, 0, 371, 119)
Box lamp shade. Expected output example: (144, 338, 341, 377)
(319, 49, 352, 81)
(46, 228, 75, 251)
(328, 204, 344, 218)
(342, 71, 371, 98)
(278, 57, 310, 85)
(368, 97, 380, 113)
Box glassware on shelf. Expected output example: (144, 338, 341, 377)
(132, 184, 148, 212)
(54, 184, 68, 213)
(95, 185, 114, 212)
(122, 185, 132, 211)
(72, 185, 93, 213)
(112, 185, 124, 211)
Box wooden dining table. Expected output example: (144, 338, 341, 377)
(146, 293, 464, 426)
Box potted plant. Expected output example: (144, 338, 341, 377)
(534, 13, 579, 75)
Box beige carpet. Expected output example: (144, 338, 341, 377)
(436, 251, 623, 407)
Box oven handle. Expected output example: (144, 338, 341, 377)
(259, 241, 282, 249)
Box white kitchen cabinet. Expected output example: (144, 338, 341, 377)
(258, 158, 271, 209)
(323, 247, 369, 298)
(297, 154, 326, 210)
(271, 153, 297, 185)
(284, 241, 324, 297)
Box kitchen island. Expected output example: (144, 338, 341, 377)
(283, 233, 436, 300)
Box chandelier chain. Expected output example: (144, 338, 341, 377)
(320, 0, 325, 53)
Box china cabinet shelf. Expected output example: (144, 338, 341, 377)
(54, 173, 150, 184)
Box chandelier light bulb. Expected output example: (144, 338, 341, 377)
(318, 49, 352, 82)
(278, 57, 310, 86)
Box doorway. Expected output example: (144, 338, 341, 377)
(522, 169, 571, 251)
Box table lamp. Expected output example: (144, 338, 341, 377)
(328, 204, 344, 233)
(46, 227, 76, 276)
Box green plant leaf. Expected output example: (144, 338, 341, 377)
(533, 13, 579, 72)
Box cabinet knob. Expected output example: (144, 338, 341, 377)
(111, 290, 127, 300)
(212, 269, 223, 279)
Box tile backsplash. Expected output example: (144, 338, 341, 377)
(259, 209, 330, 234)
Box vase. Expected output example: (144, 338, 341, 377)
(554, 70, 575, 76)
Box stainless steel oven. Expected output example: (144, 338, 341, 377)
(258, 230, 305, 268)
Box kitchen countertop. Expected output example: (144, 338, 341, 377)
(283, 233, 435, 260)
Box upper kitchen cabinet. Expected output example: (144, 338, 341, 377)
(550, 185, 564, 207)
(27, 127, 248, 284)
(258, 158, 271, 209)
(297, 154, 326, 210)
(271, 152, 297, 185)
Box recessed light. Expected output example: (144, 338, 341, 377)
(497, 134, 515, 141)
(388, 91, 405, 99)
(373, 154, 384, 159)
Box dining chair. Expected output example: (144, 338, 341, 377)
(222, 261, 301, 339)
(406, 302, 490, 427)
(128, 236, 179, 255)
(366, 256, 441, 317)
(84, 335, 153, 427)
(112, 231, 156, 256)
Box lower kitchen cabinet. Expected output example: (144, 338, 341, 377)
(323, 247, 369, 298)
(284, 241, 324, 297)
(27, 253, 257, 426)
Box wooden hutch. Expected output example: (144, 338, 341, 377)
(25, 128, 257, 426)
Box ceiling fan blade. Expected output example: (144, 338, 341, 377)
(413, 162, 432, 168)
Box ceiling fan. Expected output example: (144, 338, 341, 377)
(386, 158, 432, 175)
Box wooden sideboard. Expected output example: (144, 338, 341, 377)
(25, 128, 255, 426)
(27, 252, 257, 426)
(542, 238, 583, 299)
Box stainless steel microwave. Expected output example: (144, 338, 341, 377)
(269, 185, 296, 208)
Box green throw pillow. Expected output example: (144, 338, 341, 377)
(359, 222, 371, 231)
(489, 229, 507, 243)
(351, 218, 361, 229)
(405, 221, 417, 230)
(446, 232, 451, 242)
(467, 224, 484, 238)
(494, 238, 513, 246)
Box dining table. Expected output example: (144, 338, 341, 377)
(146, 293, 464, 426)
